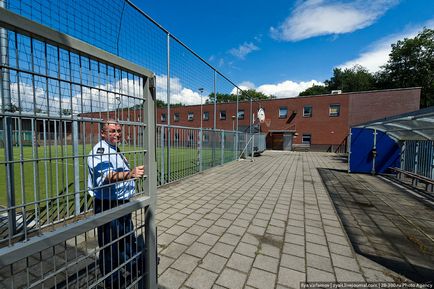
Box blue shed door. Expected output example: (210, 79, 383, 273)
(349, 128, 400, 174)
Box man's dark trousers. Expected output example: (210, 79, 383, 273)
(94, 199, 145, 288)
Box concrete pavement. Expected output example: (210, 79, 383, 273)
(155, 151, 411, 289)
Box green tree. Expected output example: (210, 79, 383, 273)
(206, 92, 235, 103)
(298, 65, 376, 96)
(155, 99, 166, 108)
(325, 65, 376, 92)
(379, 28, 434, 107)
(240, 89, 273, 101)
(299, 85, 329, 96)
(206, 89, 272, 104)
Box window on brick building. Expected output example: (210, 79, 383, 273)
(220, 111, 226, 120)
(174, 112, 180, 122)
(303, 106, 312, 117)
(329, 104, 340, 117)
(203, 111, 209, 121)
(188, 112, 194, 121)
(161, 113, 166, 122)
(302, 134, 311, 145)
(279, 106, 288, 118)
(238, 109, 245, 120)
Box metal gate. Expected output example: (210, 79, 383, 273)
(0, 7, 157, 289)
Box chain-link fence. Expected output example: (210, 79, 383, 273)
(3, 0, 267, 185)
(156, 124, 266, 185)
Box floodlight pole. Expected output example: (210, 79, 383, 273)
(1, 0, 16, 235)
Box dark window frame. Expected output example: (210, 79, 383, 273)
(329, 104, 341, 117)
(237, 109, 245, 120)
(187, 112, 194, 121)
(219, 110, 226, 120)
(302, 134, 311, 144)
(174, 112, 180, 122)
(203, 111, 209, 121)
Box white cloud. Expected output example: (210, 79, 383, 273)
(230, 81, 255, 95)
(232, 80, 324, 98)
(8, 75, 208, 114)
(257, 80, 324, 98)
(270, 0, 399, 41)
(9, 78, 143, 115)
(156, 74, 205, 105)
(238, 81, 256, 90)
(340, 19, 434, 72)
(228, 42, 259, 59)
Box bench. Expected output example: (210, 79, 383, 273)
(292, 144, 310, 152)
(389, 167, 434, 192)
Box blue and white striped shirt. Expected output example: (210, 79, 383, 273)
(87, 140, 135, 200)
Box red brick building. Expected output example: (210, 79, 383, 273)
(157, 88, 421, 151)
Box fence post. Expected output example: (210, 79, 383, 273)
(251, 133, 254, 162)
(166, 33, 171, 183)
(145, 76, 158, 289)
(415, 141, 419, 174)
(236, 89, 239, 158)
(1, 5, 16, 235)
(233, 131, 237, 160)
(72, 118, 81, 215)
(400, 141, 406, 170)
(371, 129, 377, 175)
(199, 129, 203, 172)
(221, 130, 224, 165)
(430, 141, 434, 178)
(160, 126, 165, 185)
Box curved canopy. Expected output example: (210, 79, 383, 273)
(354, 107, 434, 141)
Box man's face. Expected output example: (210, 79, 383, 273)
(102, 123, 122, 146)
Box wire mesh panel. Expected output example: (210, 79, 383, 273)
(0, 8, 157, 289)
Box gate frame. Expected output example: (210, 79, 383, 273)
(0, 7, 158, 288)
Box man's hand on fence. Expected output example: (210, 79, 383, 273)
(130, 165, 145, 179)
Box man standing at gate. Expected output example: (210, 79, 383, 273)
(87, 119, 145, 288)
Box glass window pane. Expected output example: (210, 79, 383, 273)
(238, 109, 244, 120)
(329, 104, 340, 117)
(188, 112, 194, 121)
(302, 134, 311, 144)
(279, 106, 288, 118)
(220, 110, 226, 120)
(303, 106, 312, 117)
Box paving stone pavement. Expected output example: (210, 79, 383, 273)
(156, 151, 410, 289)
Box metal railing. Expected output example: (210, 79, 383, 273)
(401, 140, 434, 180)
(326, 136, 348, 154)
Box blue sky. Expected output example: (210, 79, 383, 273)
(136, 0, 434, 97)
